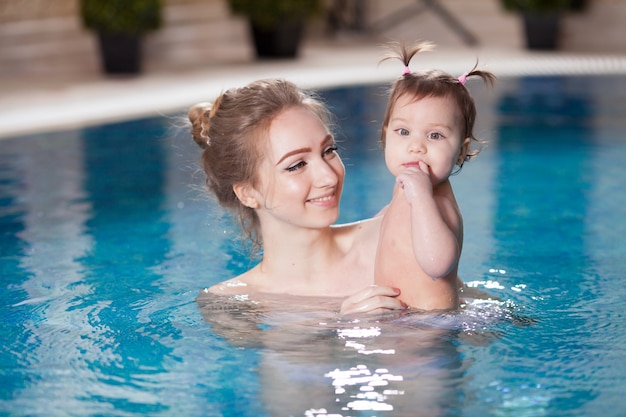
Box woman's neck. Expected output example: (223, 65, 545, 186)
(254, 225, 344, 295)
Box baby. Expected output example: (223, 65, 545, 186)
(375, 42, 495, 310)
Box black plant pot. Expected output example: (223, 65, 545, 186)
(97, 32, 142, 74)
(249, 20, 304, 59)
(522, 13, 561, 50)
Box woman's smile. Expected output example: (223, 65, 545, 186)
(307, 191, 338, 206)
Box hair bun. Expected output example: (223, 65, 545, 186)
(188, 102, 212, 149)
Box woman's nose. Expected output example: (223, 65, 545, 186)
(316, 159, 342, 187)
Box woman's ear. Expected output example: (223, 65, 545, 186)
(457, 137, 471, 165)
(233, 183, 260, 209)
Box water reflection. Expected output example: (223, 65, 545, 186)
(0, 131, 98, 413)
(78, 118, 184, 414)
(0, 118, 188, 415)
(198, 292, 469, 417)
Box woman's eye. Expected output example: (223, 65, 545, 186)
(395, 128, 409, 136)
(286, 161, 307, 172)
(323, 145, 338, 157)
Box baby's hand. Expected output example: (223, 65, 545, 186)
(396, 162, 432, 204)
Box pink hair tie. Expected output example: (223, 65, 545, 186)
(402, 66, 411, 76)
(458, 72, 468, 85)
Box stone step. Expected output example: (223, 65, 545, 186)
(0, 0, 251, 80)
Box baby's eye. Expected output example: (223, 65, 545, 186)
(323, 145, 338, 157)
(428, 132, 444, 140)
(395, 128, 410, 136)
(286, 161, 307, 172)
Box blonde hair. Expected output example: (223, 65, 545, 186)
(188, 79, 334, 251)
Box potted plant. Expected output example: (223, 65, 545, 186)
(80, 0, 162, 74)
(227, 0, 322, 59)
(501, 0, 588, 50)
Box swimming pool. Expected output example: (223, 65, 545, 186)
(1, 74, 625, 416)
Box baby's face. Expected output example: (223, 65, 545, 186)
(384, 94, 469, 185)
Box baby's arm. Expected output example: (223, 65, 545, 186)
(396, 165, 460, 279)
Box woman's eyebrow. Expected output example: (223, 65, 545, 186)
(275, 134, 334, 166)
(276, 147, 311, 165)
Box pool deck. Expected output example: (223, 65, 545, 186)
(2, 39, 626, 139)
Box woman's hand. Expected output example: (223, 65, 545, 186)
(340, 285, 407, 314)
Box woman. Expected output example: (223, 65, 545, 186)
(189, 78, 405, 314)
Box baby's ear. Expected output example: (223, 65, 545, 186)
(458, 137, 471, 164)
(233, 183, 260, 209)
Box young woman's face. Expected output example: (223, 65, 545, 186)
(254, 106, 345, 230)
(384, 94, 469, 184)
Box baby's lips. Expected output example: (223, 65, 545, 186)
(402, 163, 421, 172)
(402, 165, 425, 175)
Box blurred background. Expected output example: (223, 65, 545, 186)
(1, 0, 624, 138)
(1, 0, 624, 84)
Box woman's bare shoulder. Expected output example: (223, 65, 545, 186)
(331, 216, 383, 263)
(332, 216, 382, 238)
(199, 267, 260, 299)
(202, 278, 248, 296)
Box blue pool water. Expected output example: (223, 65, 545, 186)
(1, 75, 626, 416)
